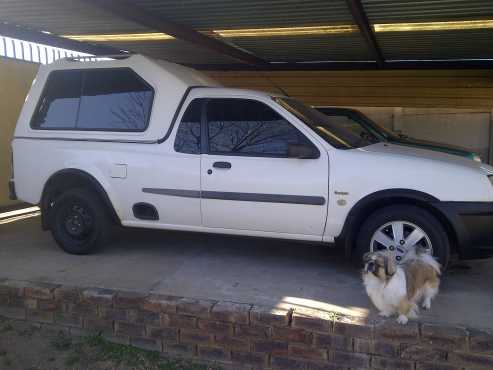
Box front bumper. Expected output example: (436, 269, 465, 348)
(8, 179, 17, 200)
(433, 201, 493, 259)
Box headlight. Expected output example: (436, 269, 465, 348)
(473, 154, 482, 162)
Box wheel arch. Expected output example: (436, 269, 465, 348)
(336, 189, 457, 258)
(40, 168, 120, 230)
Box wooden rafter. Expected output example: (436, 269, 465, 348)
(83, 0, 270, 67)
(345, 0, 385, 67)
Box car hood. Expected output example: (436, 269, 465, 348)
(360, 142, 493, 173)
(390, 136, 473, 155)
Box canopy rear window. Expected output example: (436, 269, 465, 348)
(31, 68, 154, 132)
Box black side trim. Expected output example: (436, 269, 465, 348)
(433, 201, 493, 216)
(143, 188, 325, 205)
(142, 188, 201, 198)
(202, 191, 325, 205)
(432, 201, 493, 258)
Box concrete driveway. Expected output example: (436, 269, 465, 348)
(1, 215, 493, 329)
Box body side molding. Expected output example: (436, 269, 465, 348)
(142, 188, 201, 198)
(142, 188, 325, 205)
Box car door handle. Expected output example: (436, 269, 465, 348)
(213, 161, 232, 169)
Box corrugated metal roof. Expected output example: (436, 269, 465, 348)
(362, 0, 493, 61)
(136, 0, 354, 28)
(378, 29, 493, 60)
(229, 34, 372, 62)
(0, 0, 493, 67)
(0, 0, 150, 34)
(362, 0, 493, 23)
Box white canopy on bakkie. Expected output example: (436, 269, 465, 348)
(14, 54, 220, 142)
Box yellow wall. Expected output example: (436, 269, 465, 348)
(0, 57, 38, 207)
(206, 69, 493, 108)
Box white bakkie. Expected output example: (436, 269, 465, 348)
(10, 55, 493, 267)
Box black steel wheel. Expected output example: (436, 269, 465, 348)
(51, 188, 111, 254)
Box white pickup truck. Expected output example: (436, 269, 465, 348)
(9, 54, 493, 267)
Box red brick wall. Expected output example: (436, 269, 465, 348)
(0, 279, 492, 370)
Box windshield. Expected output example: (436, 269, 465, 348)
(354, 111, 399, 140)
(274, 98, 374, 149)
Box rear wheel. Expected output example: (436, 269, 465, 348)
(354, 205, 450, 269)
(50, 188, 111, 254)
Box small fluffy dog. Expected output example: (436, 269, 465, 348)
(362, 248, 441, 324)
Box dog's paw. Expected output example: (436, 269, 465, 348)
(422, 300, 431, 310)
(397, 315, 409, 325)
(379, 311, 392, 317)
(409, 305, 419, 319)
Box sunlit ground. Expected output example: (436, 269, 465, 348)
(278, 296, 369, 319)
(0, 206, 40, 225)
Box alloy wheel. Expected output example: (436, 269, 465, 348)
(369, 221, 432, 263)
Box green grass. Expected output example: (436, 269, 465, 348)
(74, 334, 222, 370)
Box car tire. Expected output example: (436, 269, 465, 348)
(353, 205, 450, 269)
(50, 188, 111, 254)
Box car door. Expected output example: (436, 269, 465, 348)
(200, 97, 329, 237)
(129, 99, 203, 227)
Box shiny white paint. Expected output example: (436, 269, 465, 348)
(325, 142, 493, 239)
(11, 55, 493, 245)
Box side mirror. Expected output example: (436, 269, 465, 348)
(287, 144, 320, 159)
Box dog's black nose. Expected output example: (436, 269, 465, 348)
(366, 261, 376, 273)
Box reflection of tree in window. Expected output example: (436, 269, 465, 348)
(77, 69, 153, 131)
(174, 99, 202, 154)
(207, 99, 303, 156)
(31, 69, 153, 131)
(110, 91, 152, 130)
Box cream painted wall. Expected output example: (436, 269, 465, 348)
(0, 57, 38, 207)
(355, 107, 492, 163)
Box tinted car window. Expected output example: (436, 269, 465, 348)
(31, 68, 153, 131)
(275, 98, 373, 149)
(77, 69, 153, 131)
(174, 99, 203, 154)
(207, 99, 308, 157)
(31, 70, 82, 129)
(324, 114, 379, 143)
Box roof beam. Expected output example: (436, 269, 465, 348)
(190, 59, 493, 71)
(0, 21, 121, 55)
(82, 0, 270, 67)
(345, 0, 385, 67)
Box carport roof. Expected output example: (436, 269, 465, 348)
(1, 0, 493, 70)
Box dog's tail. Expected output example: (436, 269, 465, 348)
(420, 253, 441, 275)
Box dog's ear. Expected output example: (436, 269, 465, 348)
(384, 254, 396, 276)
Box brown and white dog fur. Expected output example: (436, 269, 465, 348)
(362, 248, 441, 324)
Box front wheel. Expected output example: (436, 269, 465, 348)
(354, 205, 450, 269)
(50, 188, 111, 254)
